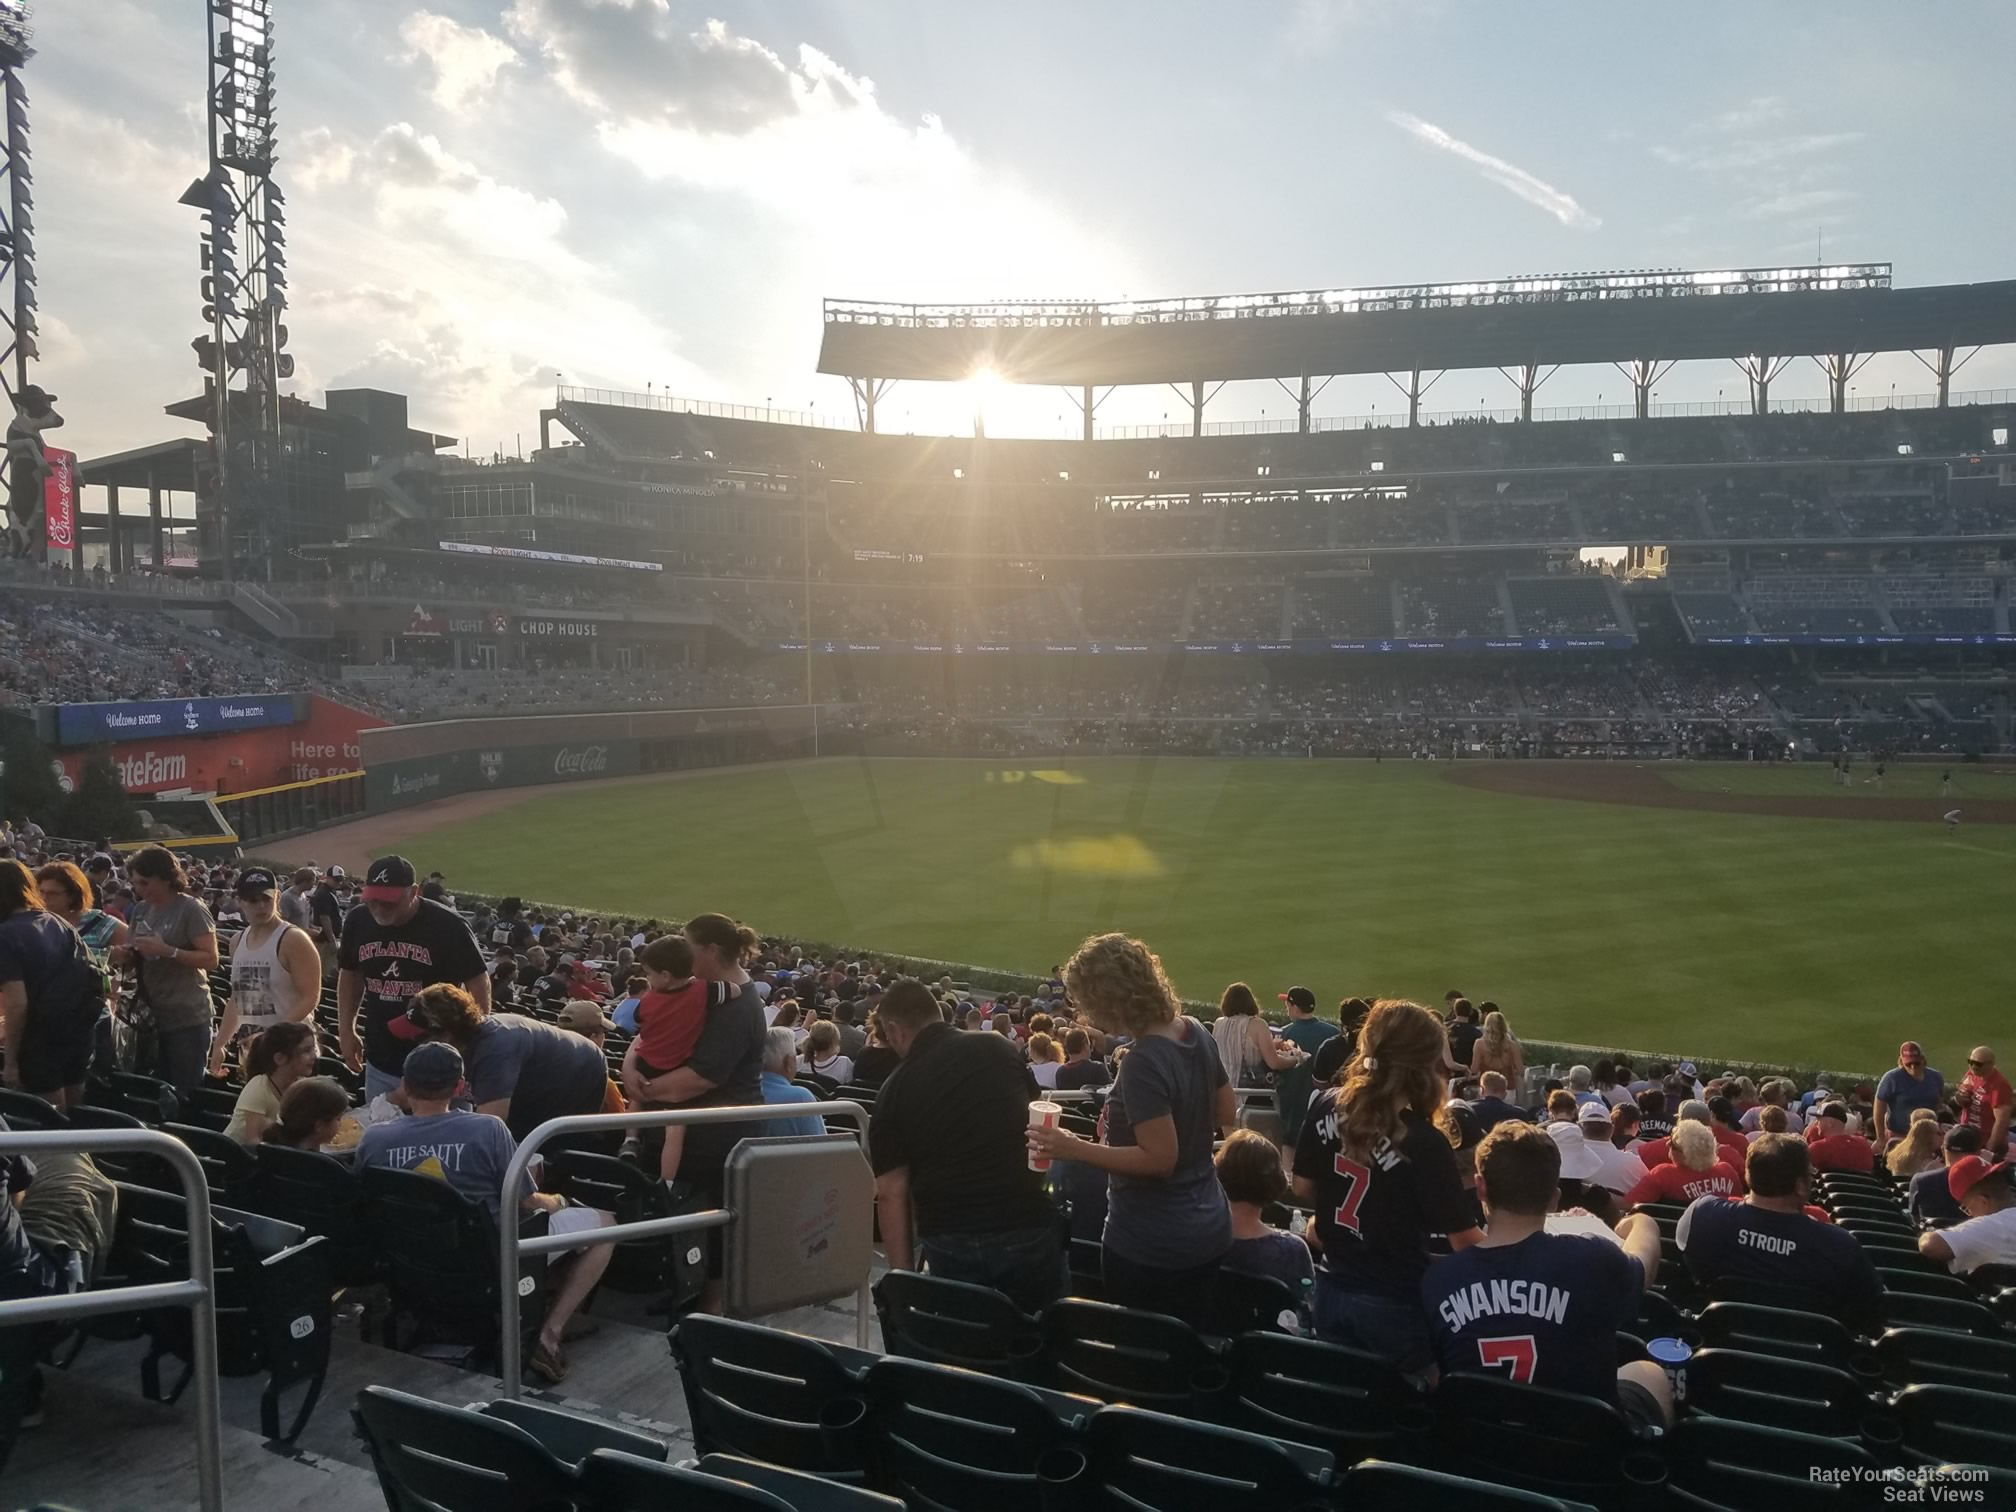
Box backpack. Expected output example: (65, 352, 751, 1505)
(41, 928, 111, 1034)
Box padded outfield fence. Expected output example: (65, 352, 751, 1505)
(358, 703, 826, 813)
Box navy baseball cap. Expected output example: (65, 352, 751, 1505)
(402, 1042, 464, 1096)
(1279, 986, 1318, 1011)
(362, 855, 417, 901)
(235, 868, 278, 898)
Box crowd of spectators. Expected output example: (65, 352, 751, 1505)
(10, 864, 2011, 1458)
(351, 662, 797, 721)
(1397, 577, 1507, 637)
(1508, 576, 1624, 635)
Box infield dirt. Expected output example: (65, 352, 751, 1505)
(1443, 761, 2016, 823)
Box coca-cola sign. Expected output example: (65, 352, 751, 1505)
(552, 744, 610, 777)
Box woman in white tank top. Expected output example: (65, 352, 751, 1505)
(209, 868, 324, 1078)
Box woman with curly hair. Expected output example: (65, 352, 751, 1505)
(1027, 933, 1234, 1325)
(1292, 999, 1482, 1375)
(405, 980, 608, 1140)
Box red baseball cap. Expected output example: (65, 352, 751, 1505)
(1948, 1154, 2012, 1203)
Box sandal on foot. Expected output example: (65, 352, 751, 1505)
(529, 1339, 568, 1384)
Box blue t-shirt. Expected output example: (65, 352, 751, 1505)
(1909, 1165, 1964, 1227)
(1471, 1096, 1533, 1132)
(1423, 1231, 1643, 1405)
(1103, 1018, 1232, 1269)
(0, 911, 84, 1004)
(355, 1108, 524, 1220)
(1875, 1067, 1946, 1135)
(760, 1071, 825, 1137)
(1225, 1229, 1316, 1293)
(612, 995, 644, 1035)
(1678, 1196, 1884, 1316)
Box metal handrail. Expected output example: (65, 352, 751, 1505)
(1044, 1085, 1279, 1103)
(0, 1127, 224, 1512)
(497, 1101, 872, 1399)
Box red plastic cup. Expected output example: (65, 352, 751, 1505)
(1028, 1100, 1063, 1171)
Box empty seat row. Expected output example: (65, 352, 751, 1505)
(356, 1377, 1605, 1512)
(672, 1313, 2016, 1509)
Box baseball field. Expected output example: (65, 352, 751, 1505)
(292, 757, 2016, 1074)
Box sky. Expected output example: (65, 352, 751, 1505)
(28, 0, 2016, 460)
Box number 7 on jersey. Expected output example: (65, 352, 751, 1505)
(1330, 1153, 1370, 1233)
(1477, 1334, 1538, 1384)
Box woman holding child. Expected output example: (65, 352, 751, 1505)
(621, 913, 770, 1304)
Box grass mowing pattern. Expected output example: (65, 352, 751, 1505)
(400, 758, 2015, 1072)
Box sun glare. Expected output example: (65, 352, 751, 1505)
(963, 366, 1007, 410)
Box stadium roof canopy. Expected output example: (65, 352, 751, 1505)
(817, 265, 2016, 387)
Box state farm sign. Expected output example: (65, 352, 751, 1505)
(113, 749, 191, 790)
(56, 695, 384, 796)
(552, 744, 610, 777)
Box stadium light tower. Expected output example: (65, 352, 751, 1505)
(182, 0, 291, 581)
(0, 3, 40, 440)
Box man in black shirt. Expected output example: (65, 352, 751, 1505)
(1678, 1133, 1883, 1324)
(337, 855, 489, 1100)
(1633, 1088, 1675, 1143)
(1054, 1027, 1109, 1091)
(307, 866, 347, 979)
(870, 977, 1065, 1311)
(485, 896, 536, 955)
(1470, 1071, 1532, 1132)
(1445, 997, 1483, 1071)
(1909, 1124, 1981, 1227)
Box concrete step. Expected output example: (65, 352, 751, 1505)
(6, 1356, 386, 1512)
(6, 1285, 882, 1508)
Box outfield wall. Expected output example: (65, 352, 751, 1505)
(359, 703, 825, 812)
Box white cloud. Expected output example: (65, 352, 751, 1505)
(1384, 111, 1601, 229)
(399, 10, 521, 111)
(1284, 0, 1360, 51)
(499, 2, 1135, 313)
(504, 0, 809, 133)
(1744, 187, 1857, 220)
(1652, 131, 1863, 176)
(275, 120, 708, 447)
(293, 127, 358, 193)
(1711, 96, 1788, 133)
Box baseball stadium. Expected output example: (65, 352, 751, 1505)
(3, 3, 2016, 1508)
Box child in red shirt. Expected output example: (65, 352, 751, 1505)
(635, 935, 733, 1191)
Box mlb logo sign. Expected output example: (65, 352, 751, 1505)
(479, 750, 504, 784)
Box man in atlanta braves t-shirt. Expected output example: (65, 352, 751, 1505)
(1678, 1134, 1883, 1321)
(337, 854, 489, 1100)
(1424, 1122, 1672, 1425)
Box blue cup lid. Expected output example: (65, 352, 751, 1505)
(1646, 1337, 1693, 1364)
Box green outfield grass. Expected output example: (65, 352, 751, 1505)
(397, 758, 2015, 1073)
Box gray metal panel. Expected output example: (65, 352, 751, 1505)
(722, 1135, 877, 1320)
